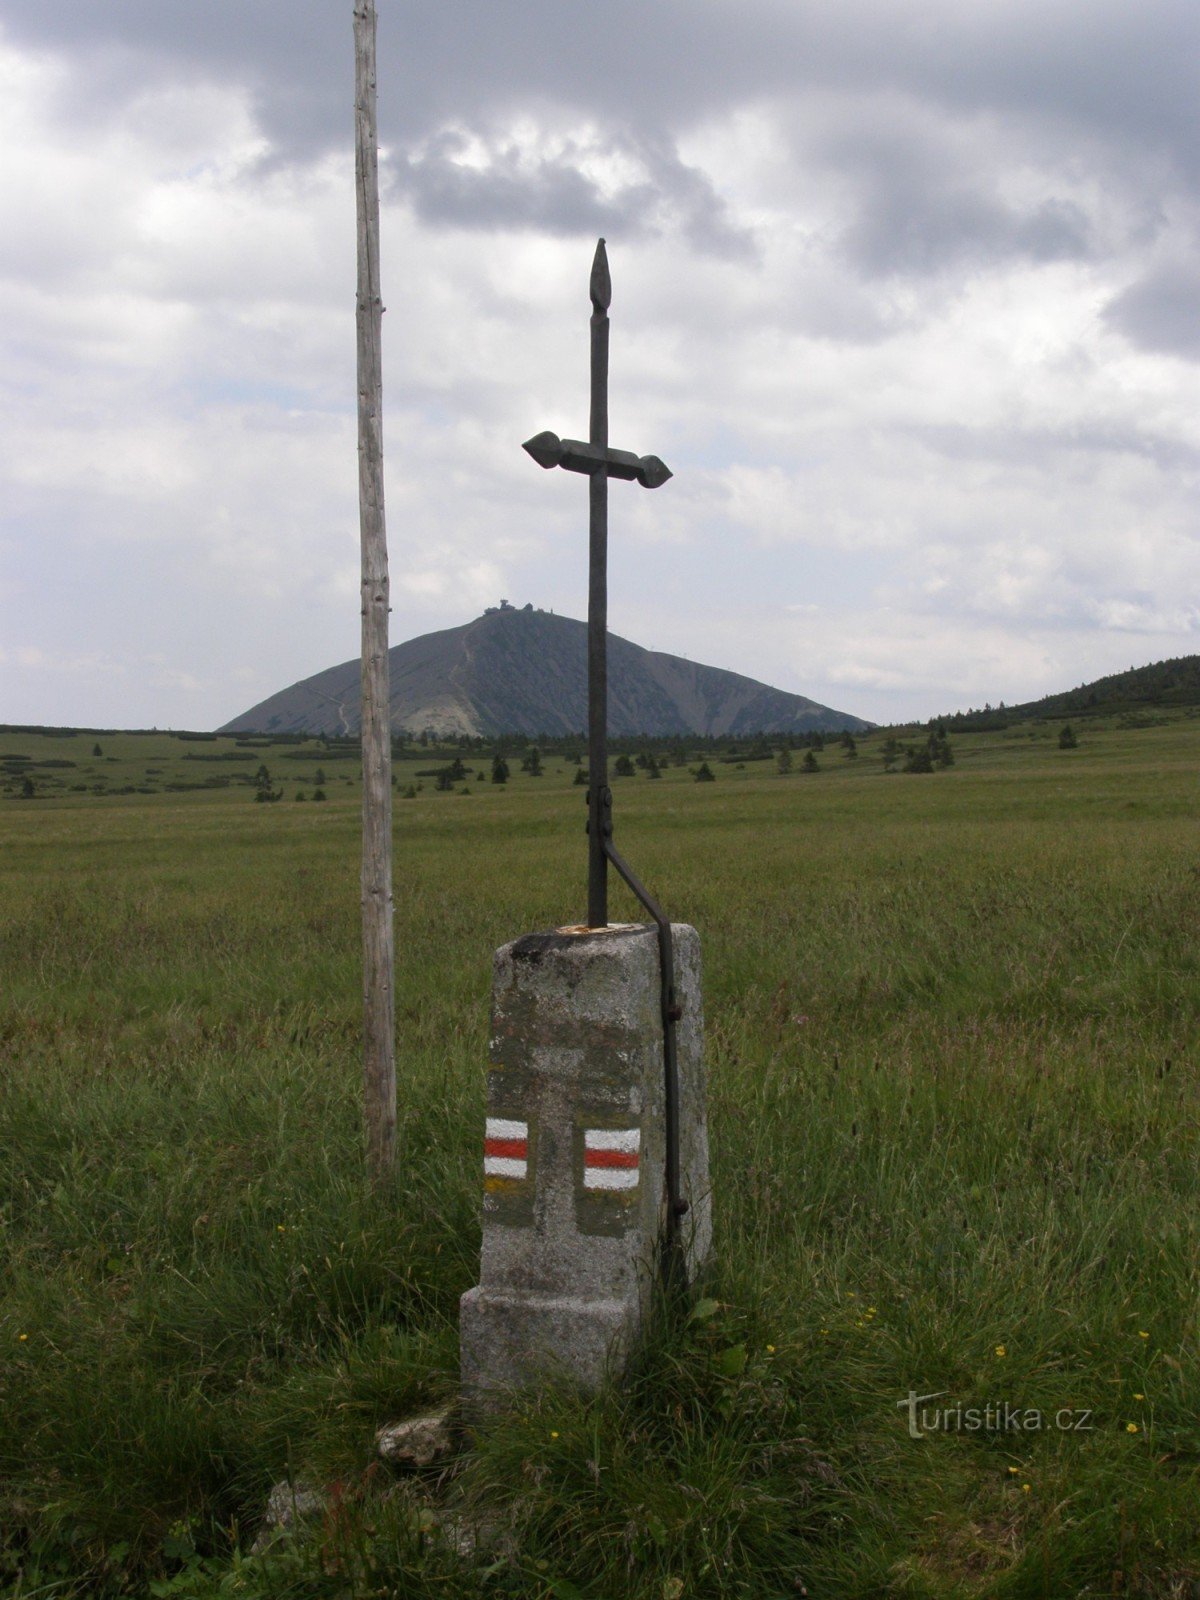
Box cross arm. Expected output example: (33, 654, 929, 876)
(523, 430, 672, 490)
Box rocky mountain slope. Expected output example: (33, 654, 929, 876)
(218, 605, 871, 738)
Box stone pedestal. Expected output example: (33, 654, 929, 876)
(460, 923, 710, 1405)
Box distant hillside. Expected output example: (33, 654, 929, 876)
(943, 655, 1200, 729)
(219, 606, 871, 739)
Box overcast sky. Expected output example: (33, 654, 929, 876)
(2, 1, 1198, 730)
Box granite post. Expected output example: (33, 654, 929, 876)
(460, 923, 710, 1404)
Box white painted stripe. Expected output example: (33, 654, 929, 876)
(584, 1166, 639, 1191)
(486, 1117, 527, 1140)
(484, 1156, 527, 1179)
(584, 1128, 640, 1154)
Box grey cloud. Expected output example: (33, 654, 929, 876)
(1104, 259, 1200, 359)
(843, 185, 1092, 278)
(391, 127, 755, 260)
(820, 111, 1095, 279)
(1013, 200, 1094, 262)
(904, 419, 1200, 474)
(1, 4, 348, 156)
(394, 131, 647, 237)
(902, 0, 1200, 183)
(3, 0, 1195, 307)
(8, 0, 1199, 179)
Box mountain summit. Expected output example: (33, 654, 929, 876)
(218, 605, 870, 738)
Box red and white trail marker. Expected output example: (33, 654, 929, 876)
(484, 1117, 529, 1181)
(583, 1127, 641, 1191)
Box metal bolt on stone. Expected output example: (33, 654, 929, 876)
(460, 242, 710, 1409)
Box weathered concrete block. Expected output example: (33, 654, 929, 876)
(460, 923, 710, 1406)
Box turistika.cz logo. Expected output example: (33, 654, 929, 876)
(898, 1391, 1095, 1440)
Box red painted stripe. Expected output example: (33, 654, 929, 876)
(584, 1148, 639, 1170)
(485, 1138, 527, 1160)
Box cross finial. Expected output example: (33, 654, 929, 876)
(590, 239, 611, 313)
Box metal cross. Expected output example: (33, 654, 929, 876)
(523, 238, 672, 928)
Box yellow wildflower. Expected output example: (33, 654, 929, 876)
(1133, 1392, 1144, 1401)
(1126, 1422, 1139, 1434)
(994, 1345, 1006, 1357)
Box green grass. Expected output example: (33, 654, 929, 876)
(1, 717, 1198, 1597)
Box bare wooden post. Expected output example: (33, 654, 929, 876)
(354, 0, 395, 1180)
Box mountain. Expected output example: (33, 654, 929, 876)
(218, 606, 871, 738)
(941, 654, 1200, 729)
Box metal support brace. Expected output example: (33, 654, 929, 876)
(602, 839, 688, 1285)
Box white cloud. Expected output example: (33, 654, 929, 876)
(2, 7, 1200, 730)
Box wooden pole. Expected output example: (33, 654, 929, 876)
(354, 0, 395, 1180)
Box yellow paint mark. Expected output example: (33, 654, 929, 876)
(484, 1176, 522, 1194)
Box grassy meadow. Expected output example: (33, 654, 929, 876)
(1, 715, 1198, 1597)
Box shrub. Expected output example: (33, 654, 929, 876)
(693, 762, 716, 783)
(252, 763, 282, 802)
